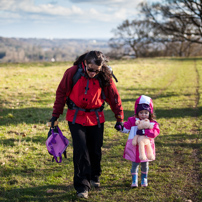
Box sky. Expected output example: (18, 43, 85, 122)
(0, 0, 145, 39)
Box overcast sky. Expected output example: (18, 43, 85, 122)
(0, 0, 146, 39)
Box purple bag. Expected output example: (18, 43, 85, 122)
(46, 126, 69, 163)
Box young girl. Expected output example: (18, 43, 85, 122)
(122, 95, 160, 187)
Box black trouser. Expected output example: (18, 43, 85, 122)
(68, 122, 104, 193)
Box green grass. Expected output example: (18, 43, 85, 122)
(0, 58, 201, 201)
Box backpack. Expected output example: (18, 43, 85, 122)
(66, 64, 118, 127)
(46, 126, 69, 163)
(72, 64, 118, 97)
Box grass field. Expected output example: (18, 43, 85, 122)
(0, 58, 202, 202)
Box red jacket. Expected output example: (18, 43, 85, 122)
(52, 64, 124, 126)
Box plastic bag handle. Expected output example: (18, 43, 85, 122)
(54, 153, 62, 163)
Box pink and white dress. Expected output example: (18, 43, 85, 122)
(122, 117, 160, 163)
(122, 95, 160, 163)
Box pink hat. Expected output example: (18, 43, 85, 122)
(134, 95, 153, 114)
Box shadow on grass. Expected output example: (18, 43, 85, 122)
(0, 107, 67, 126)
(122, 107, 202, 120)
(1, 135, 49, 146)
(159, 133, 200, 140)
(156, 141, 202, 149)
(120, 92, 178, 102)
(156, 133, 202, 149)
(118, 86, 196, 97)
(0, 184, 76, 202)
(1, 157, 73, 178)
(1, 105, 202, 126)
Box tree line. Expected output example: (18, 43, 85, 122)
(0, 37, 110, 63)
(109, 0, 202, 58)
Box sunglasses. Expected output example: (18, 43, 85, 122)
(87, 67, 101, 73)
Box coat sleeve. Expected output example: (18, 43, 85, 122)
(145, 122, 160, 138)
(104, 79, 124, 122)
(123, 117, 134, 130)
(52, 66, 77, 117)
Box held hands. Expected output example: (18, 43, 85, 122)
(114, 121, 123, 131)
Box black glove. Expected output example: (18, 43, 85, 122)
(49, 116, 58, 128)
(48, 126, 59, 138)
(136, 129, 145, 136)
(48, 128, 52, 138)
(114, 122, 123, 131)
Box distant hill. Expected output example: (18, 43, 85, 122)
(0, 37, 111, 63)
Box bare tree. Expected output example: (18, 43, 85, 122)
(140, 0, 202, 44)
(109, 20, 156, 58)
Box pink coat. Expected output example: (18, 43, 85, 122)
(123, 116, 160, 163)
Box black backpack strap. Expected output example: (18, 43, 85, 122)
(112, 73, 118, 82)
(108, 66, 118, 82)
(72, 64, 84, 88)
(66, 64, 84, 105)
(97, 77, 106, 100)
